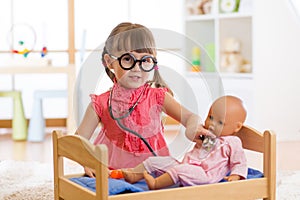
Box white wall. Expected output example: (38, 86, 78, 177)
(254, 0, 300, 141)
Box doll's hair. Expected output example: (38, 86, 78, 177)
(102, 22, 172, 95)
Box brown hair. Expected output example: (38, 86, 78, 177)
(102, 22, 172, 94)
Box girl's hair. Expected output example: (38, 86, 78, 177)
(102, 22, 172, 95)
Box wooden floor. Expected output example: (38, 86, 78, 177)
(0, 128, 65, 164)
(1, 128, 300, 170)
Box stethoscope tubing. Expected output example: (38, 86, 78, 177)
(108, 83, 157, 156)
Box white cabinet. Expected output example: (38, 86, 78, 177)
(184, 0, 255, 125)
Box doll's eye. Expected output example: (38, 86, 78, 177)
(209, 115, 213, 120)
(218, 120, 224, 125)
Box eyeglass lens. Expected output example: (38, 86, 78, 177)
(119, 53, 157, 72)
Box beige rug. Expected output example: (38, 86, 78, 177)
(277, 170, 300, 200)
(0, 160, 299, 199)
(0, 160, 83, 200)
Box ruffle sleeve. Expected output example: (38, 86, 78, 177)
(90, 91, 110, 118)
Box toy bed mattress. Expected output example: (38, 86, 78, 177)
(70, 168, 263, 195)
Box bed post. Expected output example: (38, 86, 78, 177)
(52, 130, 64, 200)
(94, 144, 109, 200)
(263, 130, 276, 200)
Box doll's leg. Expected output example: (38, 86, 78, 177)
(143, 171, 174, 190)
(122, 163, 146, 183)
(143, 156, 179, 176)
(172, 164, 209, 186)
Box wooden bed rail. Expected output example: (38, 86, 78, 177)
(52, 125, 276, 200)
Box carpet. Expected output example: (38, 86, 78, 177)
(0, 160, 299, 199)
(277, 170, 300, 200)
(0, 160, 83, 200)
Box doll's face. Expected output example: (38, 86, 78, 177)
(204, 96, 246, 137)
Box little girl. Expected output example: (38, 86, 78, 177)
(75, 22, 209, 177)
(123, 96, 248, 189)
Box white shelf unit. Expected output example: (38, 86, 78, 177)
(184, 0, 255, 125)
(185, 9, 253, 73)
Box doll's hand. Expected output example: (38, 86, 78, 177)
(84, 166, 96, 178)
(223, 174, 242, 182)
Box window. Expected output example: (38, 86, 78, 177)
(0, 0, 69, 65)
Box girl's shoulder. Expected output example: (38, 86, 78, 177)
(147, 82, 169, 94)
(144, 85, 169, 102)
(147, 85, 169, 93)
(90, 90, 110, 103)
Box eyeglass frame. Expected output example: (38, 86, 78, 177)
(110, 53, 158, 72)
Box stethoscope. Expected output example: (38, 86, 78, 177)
(108, 83, 157, 156)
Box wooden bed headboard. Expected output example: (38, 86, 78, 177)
(53, 131, 109, 199)
(235, 125, 265, 153)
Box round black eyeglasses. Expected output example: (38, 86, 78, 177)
(110, 53, 157, 72)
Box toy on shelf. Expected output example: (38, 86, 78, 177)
(219, 0, 240, 13)
(186, 0, 212, 15)
(7, 23, 36, 58)
(220, 37, 251, 73)
(41, 46, 48, 57)
(5, 23, 52, 66)
(12, 40, 30, 58)
(191, 46, 202, 72)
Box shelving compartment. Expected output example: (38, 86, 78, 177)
(185, 20, 216, 72)
(219, 16, 253, 73)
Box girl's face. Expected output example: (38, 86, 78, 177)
(105, 51, 154, 89)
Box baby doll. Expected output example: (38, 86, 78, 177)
(122, 95, 248, 190)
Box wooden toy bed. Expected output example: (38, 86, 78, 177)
(52, 125, 276, 200)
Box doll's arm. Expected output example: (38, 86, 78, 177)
(227, 137, 248, 179)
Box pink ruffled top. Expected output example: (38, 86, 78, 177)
(90, 83, 170, 169)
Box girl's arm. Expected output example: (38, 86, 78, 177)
(75, 103, 100, 140)
(75, 103, 100, 178)
(162, 92, 209, 142)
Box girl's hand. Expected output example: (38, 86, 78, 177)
(84, 166, 96, 178)
(192, 125, 215, 148)
(193, 136, 203, 149)
(185, 121, 211, 143)
(194, 125, 215, 140)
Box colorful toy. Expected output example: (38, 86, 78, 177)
(110, 169, 124, 179)
(7, 23, 36, 58)
(41, 46, 48, 57)
(12, 40, 30, 58)
(191, 46, 201, 72)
